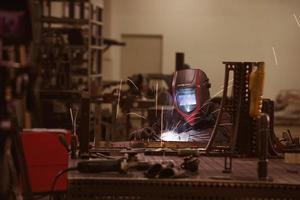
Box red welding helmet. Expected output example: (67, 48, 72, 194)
(172, 69, 211, 126)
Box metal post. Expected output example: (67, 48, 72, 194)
(257, 113, 269, 180)
(79, 92, 90, 159)
(175, 52, 184, 71)
(223, 156, 232, 173)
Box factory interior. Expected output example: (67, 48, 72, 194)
(1, 0, 300, 199)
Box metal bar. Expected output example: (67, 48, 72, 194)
(40, 16, 88, 24)
(68, 0, 75, 18)
(223, 156, 232, 173)
(79, 92, 90, 159)
(90, 45, 104, 50)
(230, 63, 243, 153)
(87, 3, 93, 94)
(257, 114, 269, 180)
(175, 52, 184, 71)
(90, 19, 103, 26)
(205, 63, 230, 151)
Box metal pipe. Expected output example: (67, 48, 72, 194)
(79, 92, 90, 159)
(257, 113, 269, 180)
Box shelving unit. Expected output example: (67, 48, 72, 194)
(35, 0, 103, 95)
(33, 0, 104, 129)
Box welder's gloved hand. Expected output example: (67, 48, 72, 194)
(129, 127, 160, 141)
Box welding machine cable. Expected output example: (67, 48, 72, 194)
(49, 167, 78, 200)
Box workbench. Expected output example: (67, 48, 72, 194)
(68, 155, 300, 200)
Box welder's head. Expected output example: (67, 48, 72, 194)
(172, 69, 211, 126)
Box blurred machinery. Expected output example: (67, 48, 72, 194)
(33, 0, 104, 130)
(34, 0, 103, 92)
(275, 89, 300, 125)
(0, 1, 33, 199)
(0, 63, 33, 200)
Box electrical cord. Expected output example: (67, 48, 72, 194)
(32, 193, 50, 200)
(49, 167, 78, 200)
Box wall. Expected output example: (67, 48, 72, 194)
(103, 0, 300, 99)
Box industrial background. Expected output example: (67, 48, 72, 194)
(1, 0, 300, 200)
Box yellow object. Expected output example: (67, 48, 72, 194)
(19, 45, 27, 66)
(249, 62, 265, 117)
(24, 111, 32, 129)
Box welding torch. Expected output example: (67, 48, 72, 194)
(76, 156, 150, 174)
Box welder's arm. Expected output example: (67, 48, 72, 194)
(185, 129, 212, 142)
(129, 126, 160, 141)
(187, 110, 232, 143)
(187, 126, 230, 143)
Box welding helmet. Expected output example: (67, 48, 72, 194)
(172, 69, 211, 126)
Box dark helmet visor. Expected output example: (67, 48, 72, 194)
(176, 87, 197, 113)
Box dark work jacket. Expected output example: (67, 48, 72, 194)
(134, 101, 233, 143)
(162, 102, 232, 143)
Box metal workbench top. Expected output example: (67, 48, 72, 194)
(68, 155, 300, 200)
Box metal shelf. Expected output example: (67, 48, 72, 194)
(40, 17, 88, 24)
(42, 27, 88, 32)
(36, 0, 104, 8)
(90, 73, 102, 78)
(90, 20, 103, 26)
(38, 44, 89, 51)
(90, 45, 104, 50)
(41, 17, 103, 26)
(36, 0, 103, 94)
(40, 60, 88, 65)
(39, 89, 82, 100)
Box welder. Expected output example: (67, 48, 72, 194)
(130, 68, 232, 143)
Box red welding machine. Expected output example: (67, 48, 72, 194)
(21, 129, 70, 193)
